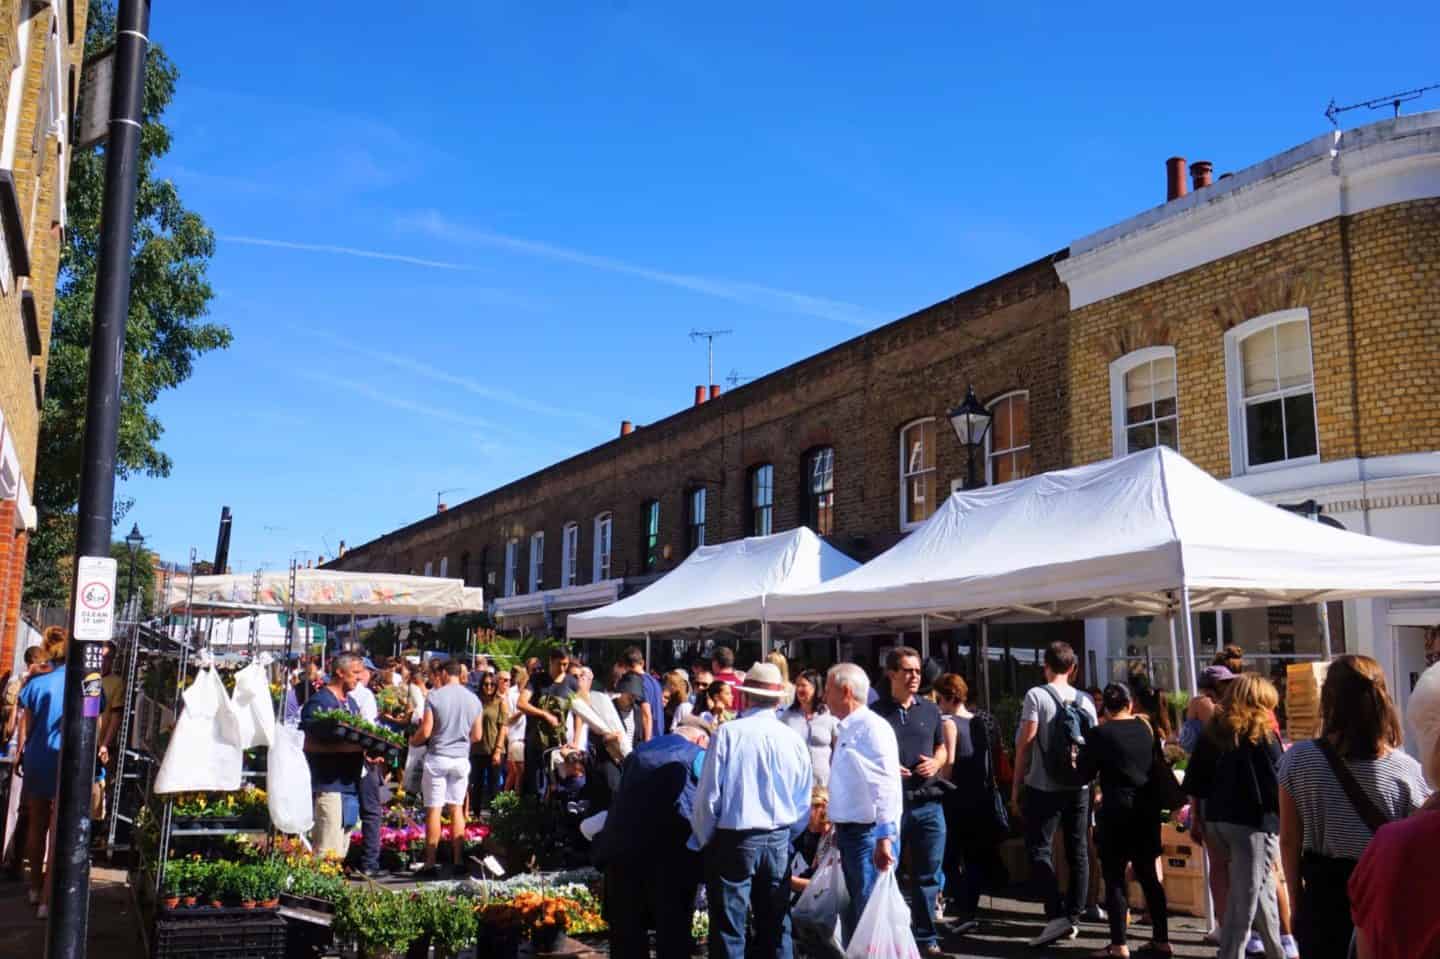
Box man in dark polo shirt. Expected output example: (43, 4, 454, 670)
(872, 646, 949, 957)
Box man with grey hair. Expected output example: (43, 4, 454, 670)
(302, 652, 366, 858)
(824, 662, 903, 949)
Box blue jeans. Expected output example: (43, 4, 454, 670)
(901, 800, 947, 948)
(835, 822, 884, 947)
(359, 766, 383, 872)
(704, 827, 793, 959)
(1023, 786, 1091, 921)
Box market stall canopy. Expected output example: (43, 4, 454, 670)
(766, 447, 1440, 625)
(165, 570, 486, 617)
(567, 527, 861, 638)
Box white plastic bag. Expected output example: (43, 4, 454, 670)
(403, 744, 427, 793)
(229, 660, 275, 749)
(267, 723, 313, 845)
(154, 666, 244, 794)
(845, 869, 919, 959)
(794, 847, 848, 955)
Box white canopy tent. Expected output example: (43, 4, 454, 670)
(767, 447, 1440, 696)
(165, 569, 486, 618)
(567, 527, 861, 642)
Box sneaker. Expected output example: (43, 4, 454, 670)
(1282, 935, 1301, 959)
(1081, 905, 1108, 923)
(1247, 934, 1265, 955)
(1029, 917, 1080, 947)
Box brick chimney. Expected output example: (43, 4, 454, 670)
(694, 385, 706, 406)
(437, 502, 447, 513)
(620, 420, 634, 436)
(709, 384, 721, 400)
(1191, 160, 1214, 191)
(1166, 156, 1188, 201)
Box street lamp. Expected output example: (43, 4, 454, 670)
(124, 523, 144, 618)
(948, 385, 993, 490)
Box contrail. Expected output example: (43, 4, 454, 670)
(222, 235, 477, 271)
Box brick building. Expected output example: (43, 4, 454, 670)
(0, 0, 87, 671)
(330, 111, 1440, 709)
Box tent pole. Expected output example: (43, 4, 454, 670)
(1317, 602, 1334, 662)
(1179, 586, 1215, 931)
(1166, 595, 1183, 692)
(920, 615, 930, 661)
(644, 632, 652, 667)
(760, 620, 771, 657)
(979, 621, 992, 712)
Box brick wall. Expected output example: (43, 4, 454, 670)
(1067, 199, 1439, 477)
(332, 254, 1074, 590)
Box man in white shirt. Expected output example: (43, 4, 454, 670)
(691, 662, 812, 959)
(1011, 640, 1099, 947)
(824, 661, 903, 948)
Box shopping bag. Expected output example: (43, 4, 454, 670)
(403, 744, 427, 793)
(154, 667, 244, 793)
(267, 723, 313, 846)
(845, 869, 920, 959)
(794, 850, 848, 955)
(229, 659, 276, 749)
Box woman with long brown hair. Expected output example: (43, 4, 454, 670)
(1278, 655, 1432, 959)
(1185, 673, 1285, 959)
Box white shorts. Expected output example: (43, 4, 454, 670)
(421, 753, 471, 808)
(507, 740, 526, 763)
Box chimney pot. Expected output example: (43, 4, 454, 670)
(1191, 160, 1214, 190)
(621, 420, 634, 436)
(694, 385, 706, 406)
(437, 503, 447, 513)
(709, 384, 721, 400)
(1166, 156, 1188, 201)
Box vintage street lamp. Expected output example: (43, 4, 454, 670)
(124, 522, 145, 617)
(948, 385, 993, 490)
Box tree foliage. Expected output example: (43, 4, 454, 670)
(25, 0, 229, 606)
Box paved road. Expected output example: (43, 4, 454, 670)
(0, 866, 145, 958)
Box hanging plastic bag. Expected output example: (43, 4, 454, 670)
(845, 869, 919, 959)
(794, 846, 848, 957)
(229, 658, 276, 749)
(154, 666, 244, 793)
(403, 743, 427, 794)
(267, 723, 313, 846)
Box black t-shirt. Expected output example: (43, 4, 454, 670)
(873, 697, 945, 796)
(1080, 718, 1154, 812)
(1184, 731, 1283, 832)
(524, 671, 578, 748)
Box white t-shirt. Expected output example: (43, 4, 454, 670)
(506, 685, 526, 743)
(349, 685, 378, 722)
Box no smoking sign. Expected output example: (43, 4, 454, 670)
(72, 555, 118, 641)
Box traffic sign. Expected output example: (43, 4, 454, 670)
(72, 555, 119, 641)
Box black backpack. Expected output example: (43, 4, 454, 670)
(1038, 686, 1093, 789)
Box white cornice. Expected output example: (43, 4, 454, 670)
(1058, 112, 1440, 309)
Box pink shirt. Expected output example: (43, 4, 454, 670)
(1350, 808, 1440, 959)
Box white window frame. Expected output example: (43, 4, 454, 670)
(1224, 308, 1320, 476)
(806, 446, 835, 535)
(1109, 346, 1179, 458)
(899, 417, 936, 530)
(503, 539, 519, 597)
(688, 488, 707, 550)
(438, 556, 448, 578)
(592, 513, 612, 583)
(561, 522, 579, 587)
(984, 391, 1031, 485)
(423, 560, 433, 577)
(528, 531, 545, 592)
(749, 464, 774, 536)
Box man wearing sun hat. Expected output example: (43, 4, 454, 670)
(691, 661, 813, 959)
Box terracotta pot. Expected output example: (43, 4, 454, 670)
(209, 900, 223, 909)
(262, 898, 279, 908)
(162, 896, 179, 910)
(182, 896, 197, 908)
(241, 899, 257, 909)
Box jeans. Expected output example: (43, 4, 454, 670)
(1022, 786, 1090, 921)
(358, 766, 383, 872)
(834, 822, 883, 947)
(1211, 822, 1285, 959)
(471, 752, 503, 809)
(704, 827, 793, 959)
(608, 852, 703, 959)
(901, 800, 946, 948)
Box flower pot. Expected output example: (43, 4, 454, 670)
(209, 900, 223, 909)
(162, 896, 180, 910)
(182, 896, 197, 908)
(262, 898, 279, 908)
(241, 899, 257, 909)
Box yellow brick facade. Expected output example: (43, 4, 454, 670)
(1067, 199, 1440, 478)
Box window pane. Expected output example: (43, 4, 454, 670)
(810, 448, 834, 494)
(1156, 416, 1178, 451)
(753, 465, 774, 508)
(1245, 398, 1286, 466)
(1152, 358, 1177, 419)
(815, 492, 834, 536)
(990, 401, 1012, 452)
(1241, 328, 1279, 397)
(1283, 392, 1318, 458)
(1124, 364, 1154, 425)
(907, 472, 935, 524)
(1012, 449, 1033, 481)
(1275, 320, 1312, 391)
(904, 422, 933, 474)
(1009, 396, 1029, 447)
(1128, 423, 1156, 453)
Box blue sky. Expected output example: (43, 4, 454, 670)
(117, 1, 1440, 571)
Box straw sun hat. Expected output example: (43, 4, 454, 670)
(735, 662, 788, 701)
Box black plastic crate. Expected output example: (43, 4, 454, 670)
(154, 913, 286, 959)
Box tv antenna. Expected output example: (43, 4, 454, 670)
(725, 369, 752, 388)
(437, 487, 466, 511)
(689, 328, 732, 388)
(1326, 83, 1440, 127)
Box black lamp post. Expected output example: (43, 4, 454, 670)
(948, 385, 993, 490)
(124, 523, 144, 618)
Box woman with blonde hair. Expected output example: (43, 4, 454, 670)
(662, 669, 693, 734)
(766, 650, 794, 708)
(1278, 655, 1430, 959)
(1186, 673, 1285, 959)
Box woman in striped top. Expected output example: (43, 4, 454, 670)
(1277, 655, 1432, 959)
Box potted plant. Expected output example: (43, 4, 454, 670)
(423, 891, 477, 959)
(203, 861, 228, 908)
(334, 890, 422, 959)
(160, 864, 182, 910)
(475, 901, 523, 959)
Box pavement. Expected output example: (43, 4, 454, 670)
(0, 866, 146, 958)
(934, 894, 1215, 957)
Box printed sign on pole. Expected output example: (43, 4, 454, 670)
(73, 555, 119, 641)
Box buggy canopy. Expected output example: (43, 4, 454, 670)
(766, 447, 1440, 625)
(567, 527, 860, 639)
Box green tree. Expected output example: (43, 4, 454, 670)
(110, 539, 155, 617)
(25, 0, 230, 606)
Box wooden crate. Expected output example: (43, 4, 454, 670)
(1163, 872, 1207, 917)
(1159, 824, 1203, 877)
(1287, 661, 1329, 741)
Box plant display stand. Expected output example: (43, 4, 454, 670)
(153, 912, 287, 959)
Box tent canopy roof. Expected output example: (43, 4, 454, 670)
(165, 569, 485, 618)
(567, 527, 861, 638)
(767, 447, 1440, 625)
